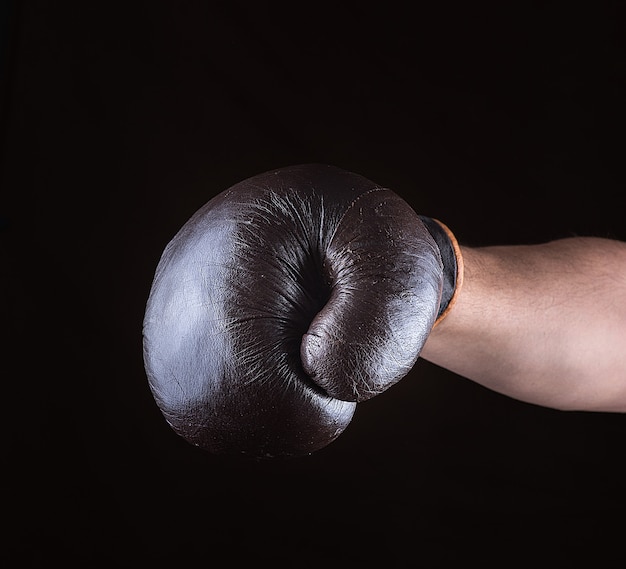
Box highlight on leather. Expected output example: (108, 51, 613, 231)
(142, 164, 455, 457)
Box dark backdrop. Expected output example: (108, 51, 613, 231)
(3, 2, 625, 567)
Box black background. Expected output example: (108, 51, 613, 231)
(2, 2, 626, 567)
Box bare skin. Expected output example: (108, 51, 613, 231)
(421, 237, 626, 412)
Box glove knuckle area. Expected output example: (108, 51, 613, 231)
(143, 165, 364, 456)
(143, 215, 357, 456)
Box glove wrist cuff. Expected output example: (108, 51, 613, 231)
(418, 216, 464, 325)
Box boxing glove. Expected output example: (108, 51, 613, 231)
(142, 164, 462, 457)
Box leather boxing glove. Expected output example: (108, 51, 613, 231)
(142, 164, 463, 457)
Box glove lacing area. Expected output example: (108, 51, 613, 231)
(417, 216, 464, 326)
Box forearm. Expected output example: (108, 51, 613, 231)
(421, 237, 626, 412)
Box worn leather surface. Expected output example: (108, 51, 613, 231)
(143, 164, 448, 456)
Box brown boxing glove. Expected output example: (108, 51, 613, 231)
(142, 164, 463, 457)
